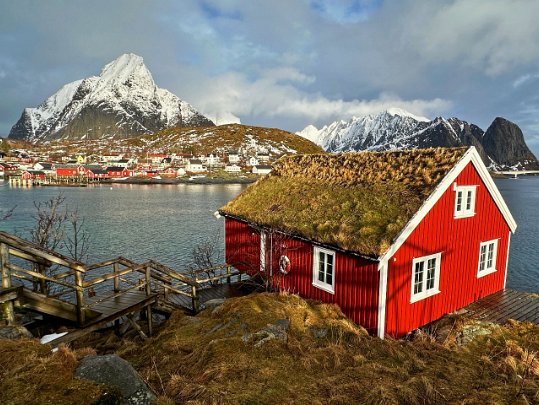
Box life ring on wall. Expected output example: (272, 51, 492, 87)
(279, 255, 291, 274)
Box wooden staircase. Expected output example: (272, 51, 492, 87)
(0, 231, 245, 346)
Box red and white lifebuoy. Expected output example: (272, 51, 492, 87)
(279, 255, 291, 274)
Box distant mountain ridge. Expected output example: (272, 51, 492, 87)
(298, 110, 539, 169)
(9, 54, 214, 142)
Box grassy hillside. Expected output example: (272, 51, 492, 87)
(126, 123, 324, 155)
(2, 293, 538, 404)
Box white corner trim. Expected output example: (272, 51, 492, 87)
(377, 260, 388, 339)
(504, 231, 512, 289)
(379, 147, 517, 265)
(468, 150, 517, 232)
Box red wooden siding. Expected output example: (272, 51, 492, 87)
(224, 217, 380, 335)
(385, 162, 511, 338)
(225, 218, 261, 274)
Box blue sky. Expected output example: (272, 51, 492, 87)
(1, 0, 539, 155)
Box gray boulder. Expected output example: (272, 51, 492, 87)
(75, 354, 156, 405)
(0, 325, 33, 339)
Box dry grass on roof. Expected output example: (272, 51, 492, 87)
(221, 148, 467, 257)
(272, 147, 467, 192)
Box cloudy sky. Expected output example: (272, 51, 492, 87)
(1, 0, 539, 154)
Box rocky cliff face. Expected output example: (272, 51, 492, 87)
(9, 54, 214, 142)
(482, 117, 538, 168)
(298, 111, 539, 169)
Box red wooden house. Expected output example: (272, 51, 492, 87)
(55, 166, 79, 178)
(106, 167, 132, 178)
(0, 162, 18, 176)
(219, 147, 517, 338)
(22, 170, 46, 180)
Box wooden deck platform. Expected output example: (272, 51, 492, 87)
(166, 283, 249, 311)
(466, 289, 539, 324)
(85, 290, 158, 326)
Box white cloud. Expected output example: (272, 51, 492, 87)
(513, 73, 539, 89)
(185, 68, 451, 129)
(400, 0, 539, 76)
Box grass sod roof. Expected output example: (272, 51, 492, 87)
(220, 147, 468, 258)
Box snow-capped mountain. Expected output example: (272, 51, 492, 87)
(298, 110, 539, 169)
(9, 54, 214, 142)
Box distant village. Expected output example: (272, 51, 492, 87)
(0, 146, 274, 185)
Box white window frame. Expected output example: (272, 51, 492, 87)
(260, 232, 267, 272)
(477, 239, 498, 278)
(453, 184, 477, 218)
(312, 246, 335, 294)
(410, 252, 442, 303)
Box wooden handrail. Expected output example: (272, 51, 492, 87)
(196, 269, 241, 284)
(83, 266, 140, 288)
(147, 260, 198, 287)
(189, 264, 231, 275)
(0, 231, 86, 272)
(9, 263, 82, 292)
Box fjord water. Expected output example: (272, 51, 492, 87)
(0, 178, 538, 292)
(0, 183, 245, 270)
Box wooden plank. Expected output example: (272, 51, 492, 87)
(46, 295, 157, 347)
(10, 264, 80, 291)
(17, 289, 100, 322)
(86, 257, 123, 271)
(83, 266, 137, 287)
(493, 296, 539, 322)
(466, 289, 539, 325)
(148, 260, 197, 286)
(8, 248, 53, 267)
(0, 285, 22, 304)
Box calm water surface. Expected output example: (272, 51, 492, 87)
(0, 183, 245, 271)
(0, 178, 538, 292)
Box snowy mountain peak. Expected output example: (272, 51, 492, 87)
(297, 111, 539, 169)
(97, 53, 153, 90)
(386, 107, 429, 122)
(9, 54, 214, 142)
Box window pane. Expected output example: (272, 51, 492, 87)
(318, 252, 325, 281)
(479, 245, 486, 271)
(466, 191, 472, 210)
(487, 243, 494, 268)
(426, 258, 436, 290)
(326, 273, 332, 285)
(456, 191, 462, 211)
(414, 262, 424, 294)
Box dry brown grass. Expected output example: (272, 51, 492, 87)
(221, 148, 467, 257)
(0, 340, 104, 405)
(1, 293, 538, 404)
(115, 292, 538, 404)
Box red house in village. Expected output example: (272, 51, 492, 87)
(219, 147, 517, 338)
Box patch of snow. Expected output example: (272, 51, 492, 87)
(40, 332, 68, 344)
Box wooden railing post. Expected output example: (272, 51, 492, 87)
(74, 270, 85, 326)
(191, 285, 200, 313)
(145, 265, 153, 336)
(1, 243, 15, 325)
(37, 264, 48, 295)
(226, 265, 231, 284)
(113, 262, 120, 293)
